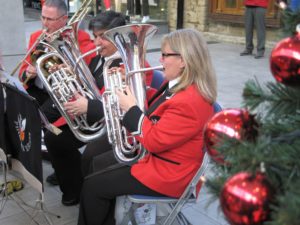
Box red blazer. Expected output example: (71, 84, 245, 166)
(123, 84, 214, 198)
(244, 0, 269, 8)
(19, 29, 96, 83)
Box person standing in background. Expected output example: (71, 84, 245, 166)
(140, 0, 150, 23)
(103, 0, 111, 10)
(240, 0, 269, 59)
(127, 0, 150, 23)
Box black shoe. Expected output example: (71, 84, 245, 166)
(254, 53, 264, 59)
(240, 50, 252, 56)
(62, 194, 79, 206)
(46, 173, 59, 186)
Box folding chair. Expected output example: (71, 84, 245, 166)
(120, 153, 210, 225)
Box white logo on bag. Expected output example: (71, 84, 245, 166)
(14, 114, 31, 152)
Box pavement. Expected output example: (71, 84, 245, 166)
(0, 7, 275, 225)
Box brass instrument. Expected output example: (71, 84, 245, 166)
(10, 30, 47, 78)
(102, 24, 163, 163)
(33, 0, 105, 142)
(10, 0, 93, 79)
(68, 0, 92, 26)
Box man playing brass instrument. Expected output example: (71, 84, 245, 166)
(18, 0, 95, 105)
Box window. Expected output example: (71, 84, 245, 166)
(209, 0, 280, 27)
(212, 0, 244, 15)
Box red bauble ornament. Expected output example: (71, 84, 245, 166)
(270, 33, 300, 86)
(204, 109, 258, 163)
(220, 172, 274, 225)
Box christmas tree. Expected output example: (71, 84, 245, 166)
(205, 2, 300, 225)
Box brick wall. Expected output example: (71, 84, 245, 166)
(168, 0, 208, 31)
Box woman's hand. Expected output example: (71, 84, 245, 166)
(116, 86, 137, 112)
(64, 92, 88, 116)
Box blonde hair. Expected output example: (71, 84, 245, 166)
(161, 28, 217, 103)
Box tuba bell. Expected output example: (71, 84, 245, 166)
(34, 0, 106, 142)
(102, 24, 163, 163)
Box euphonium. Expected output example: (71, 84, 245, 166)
(34, 0, 106, 142)
(102, 24, 163, 163)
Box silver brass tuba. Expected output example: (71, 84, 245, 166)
(35, 0, 106, 142)
(102, 24, 163, 163)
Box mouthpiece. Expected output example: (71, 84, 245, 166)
(41, 28, 48, 34)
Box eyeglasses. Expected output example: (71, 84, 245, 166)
(40, 14, 65, 22)
(161, 53, 181, 58)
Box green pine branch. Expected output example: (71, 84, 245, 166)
(281, 8, 300, 37)
(242, 79, 300, 118)
(271, 180, 300, 225)
(261, 114, 300, 138)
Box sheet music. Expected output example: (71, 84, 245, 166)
(0, 69, 28, 94)
(0, 69, 61, 135)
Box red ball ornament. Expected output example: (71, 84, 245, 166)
(204, 109, 258, 163)
(220, 172, 274, 225)
(270, 33, 300, 86)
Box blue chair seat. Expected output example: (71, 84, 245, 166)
(151, 70, 164, 89)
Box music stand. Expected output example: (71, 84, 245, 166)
(0, 80, 60, 225)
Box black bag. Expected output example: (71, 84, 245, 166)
(3, 83, 43, 183)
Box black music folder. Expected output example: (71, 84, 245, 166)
(1, 82, 43, 184)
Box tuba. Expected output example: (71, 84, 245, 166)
(102, 24, 163, 163)
(35, 0, 106, 142)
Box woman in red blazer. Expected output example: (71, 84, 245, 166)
(78, 28, 217, 225)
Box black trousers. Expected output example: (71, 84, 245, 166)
(78, 151, 166, 225)
(44, 125, 85, 199)
(81, 133, 112, 177)
(127, 0, 149, 16)
(45, 126, 114, 199)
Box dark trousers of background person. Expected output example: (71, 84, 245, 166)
(78, 150, 166, 225)
(127, 0, 149, 16)
(244, 6, 266, 55)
